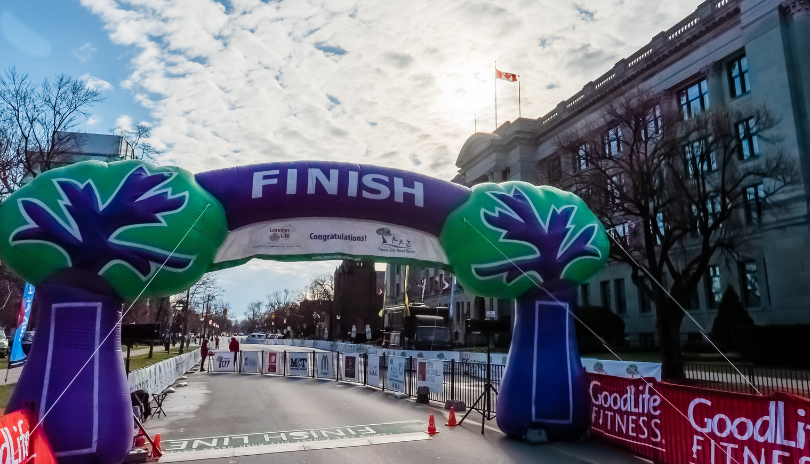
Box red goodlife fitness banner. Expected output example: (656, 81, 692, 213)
(588, 373, 810, 464)
(0, 409, 57, 464)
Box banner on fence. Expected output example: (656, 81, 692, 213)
(343, 354, 359, 382)
(128, 349, 201, 394)
(388, 357, 406, 393)
(316, 352, 333, 379)
(416, 359, 443, 394)
(587, 373, 810, 464)
(0, 409, 57, 464)
(367, 354, 380, 388)
(288, 353, 309, 376)
(582, 358, 662, 381)
(212, 351, 237, 372)
(263, 351, 280, 375)
(241, 351, 261, 374)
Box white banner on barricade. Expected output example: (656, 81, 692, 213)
(387, 356, 406, 393)
(263, 350, 281, 375)
(580, 358, 662, 381)
(288, 352, 309, 376)
(212, 351, 238, 372)
(241, 351, 261, 374)
(342, 354, 359, 382)
(128, 349, 202, 394)
(366, 354, 380, 388)
(416, 359, 443, 393)
(316, 352, 333, 379)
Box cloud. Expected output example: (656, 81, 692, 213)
(79, 0, 703, 182)
(81, 74, 113, 91)
(115, 115, 133, 130)
(86, 115, 101, 125)
(73, 42, 97, 62)
(1, 10, 51, 57)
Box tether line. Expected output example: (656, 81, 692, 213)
(32, 203, 211, 434)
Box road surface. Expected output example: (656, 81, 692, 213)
(146, 344, 643, 464)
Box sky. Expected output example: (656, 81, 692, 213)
(1, 0, 703, 318)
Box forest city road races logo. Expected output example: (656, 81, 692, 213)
(9, 165, 196, 281)
(593, 362, 606, 374)
(376, 227, 415, 254)
(471, 186, 601, 286)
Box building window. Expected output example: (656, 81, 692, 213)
(706, 265, 722, 309)
(600, 281, 612, 312)
(610, 174, 624, 204)
(614, 279, 626, 314)
(581, 283, 591, 306)
(605, 126, 622, 156)
(501, 167, 510, 181)
(744, 183, 764, 225)
(644, 105, 663, 140)
(737, 117, 760, 159)
(684, 139, 716, 178)
(639, 283, 652, 314)
(679, 80, 709, 119)
(740, 261, 760, 307)
(548, 156, 562, 183)
(466, 301, 470, 319)
(728, 55, 750, 98)
(609, 223, 631, 246)
(573, 143, 590, 173)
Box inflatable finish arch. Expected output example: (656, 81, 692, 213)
(0, 160, 608, 463)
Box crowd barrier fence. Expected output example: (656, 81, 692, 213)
(127, 348, 202, 395)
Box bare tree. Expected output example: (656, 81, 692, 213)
(0, 67, 104, 178)
(245, 301, 263, 333)
(557, 88, 797, 379)
(302, 274, 334, 301)
(109, 123, 161, 162)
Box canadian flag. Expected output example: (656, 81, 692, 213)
(496, 69, 518, 82)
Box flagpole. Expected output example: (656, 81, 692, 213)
(519, 78, 521, 118)
(494, 61, 498, 130)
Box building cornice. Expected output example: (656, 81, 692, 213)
(783, 0, 810, 17)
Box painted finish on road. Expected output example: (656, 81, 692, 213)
(159, 421, 429, 462)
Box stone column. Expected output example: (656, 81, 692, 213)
(784, 0, 810, 204)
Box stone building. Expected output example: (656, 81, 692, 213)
(454, 0, 810, 346)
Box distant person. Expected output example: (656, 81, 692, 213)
(215, 336, 220, 350)
(229, 336, 239, 364)
(163, 330, 171, 352)
(171, 333, 177, 347)
(200, 338, 209, 372)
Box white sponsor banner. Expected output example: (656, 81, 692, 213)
(581, 358, 662, 381)
(387, 357, 406, 393)
(241, 351, 261, 373)
(212, 351, 238, 372)
(342, 354, 360, 382)
(288, 352, 309, 376)
(366, 354, 380, 388)
(316, 352, 333, 379)
(214, 217, 449, 265)
(416, 359, 443, 394)
(263, 350, 281, 375)
(128, 349, 201, 394)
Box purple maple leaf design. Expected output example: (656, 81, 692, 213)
(472, 187, 600, 285)
(11, 165, 194, 279)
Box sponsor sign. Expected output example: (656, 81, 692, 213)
(288, 353, 309, 376)
(0, 409, 57, 464)
(316, 352, 333, 379)
(367, 354, 380, 388)
(9, 283, 34, 367)
(213, 218, 449, 266)
(241, 351, 260, 374)
(263, 351, 280, 375)
(582, 358, 662, 381)
(587, 373, 810, 464)
(416, 360, 443, 394)
(343, 354, 359, 382)
(387, 357, 406, 393)
(212, 351, 237, 372)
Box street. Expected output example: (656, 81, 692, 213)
(147, 344, 644, 464)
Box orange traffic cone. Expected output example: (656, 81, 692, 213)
(153, 433, 162, 455)
(445, 404, 458, 427)
(427, 409, 439, 436)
